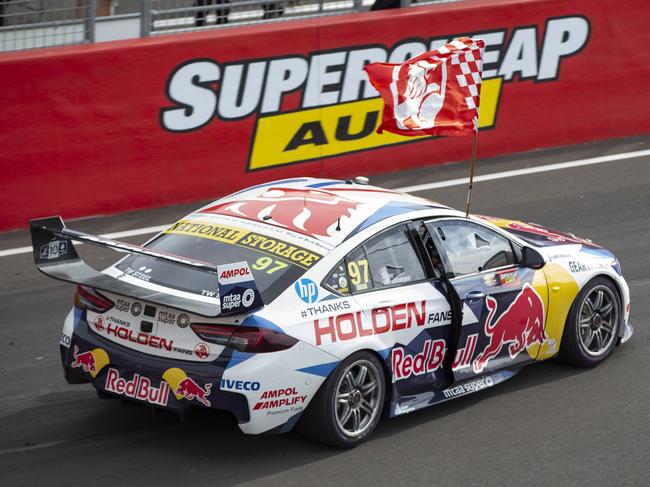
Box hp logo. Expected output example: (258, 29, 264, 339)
(295, 278, 318, 304)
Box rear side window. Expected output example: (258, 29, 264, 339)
(116, 224, 320, 303)
(364, 225, 426, 289)
(324, 224, 426, 295)
(323, 260, 350, 295)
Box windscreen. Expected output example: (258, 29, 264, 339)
(115, 225, 322, 303)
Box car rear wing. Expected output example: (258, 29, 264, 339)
(29, 216, 224, 317)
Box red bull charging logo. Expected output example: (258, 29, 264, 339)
(175, 378, 212, 407)
(473, 283, 546, 373)
(70, 345, 110, 378)
(71, 345, 96, 373)
(163, 368, 213, 407)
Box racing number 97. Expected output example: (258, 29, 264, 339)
(347, 259, 369, 290)
(252, 256, 288, 274)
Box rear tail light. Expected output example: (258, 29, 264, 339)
(74, 285, 115, 313)
(191, 323, 298, 353)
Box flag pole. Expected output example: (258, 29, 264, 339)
(465, 132, 478, 217)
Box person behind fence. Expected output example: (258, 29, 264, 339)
(75, 0, 112, 18)
(262, 2, 285, 19)
(0, 0, 7, 27)
(370, 0, 400, 10)
(194, 0, 230, 26)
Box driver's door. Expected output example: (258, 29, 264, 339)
(425, 219, 548, 382)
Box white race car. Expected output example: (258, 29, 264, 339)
(31, 177, 632, 448)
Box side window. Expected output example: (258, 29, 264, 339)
(362, 224, 426, 290)
(427, 220, 517, 277)
(323, 260, 351, 296)
(323, 225, 427, 295)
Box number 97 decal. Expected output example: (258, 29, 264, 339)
(347, 259, 369, 291)
(252, 256, 289, 274)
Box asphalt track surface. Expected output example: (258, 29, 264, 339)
(1, 135, 649, 487)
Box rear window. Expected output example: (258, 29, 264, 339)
(115, 222, 322, 303)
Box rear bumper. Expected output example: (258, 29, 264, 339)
(62, 317, 250, 423)
(60, 309, 338, 435)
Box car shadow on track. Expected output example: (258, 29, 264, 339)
(0, 360, 593, 486)
(372, 359, 591, 440)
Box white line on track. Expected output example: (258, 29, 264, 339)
(393, 148, 650, 193)
(1, 148, 648, 259)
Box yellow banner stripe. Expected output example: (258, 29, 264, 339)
(249, 77, 503, 170)
(165, 220, 322, 269)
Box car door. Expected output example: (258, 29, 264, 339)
(425, 218, 549, 382)
(331, 223, 453, 398)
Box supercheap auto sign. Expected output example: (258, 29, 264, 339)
(160, 16, 589, 170)
(3, 0, 650, 232)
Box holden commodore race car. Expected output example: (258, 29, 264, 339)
(30, 177, 633, 448)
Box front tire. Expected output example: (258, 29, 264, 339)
(299, 351, 385, 448)
(558, 277, 621, 367)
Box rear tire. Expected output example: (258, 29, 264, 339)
(298, 351, 385, 448)
(558, 277, 621, 367)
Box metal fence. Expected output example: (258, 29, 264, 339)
(142, 0, 460, 36)
(0, 0, 461, 52)
(0, 0, 97, 51)
(142, 0, 368, 36)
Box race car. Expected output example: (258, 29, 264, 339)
(30, 177, 633, 448)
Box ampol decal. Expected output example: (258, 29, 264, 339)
(160, 16, 589, 170)
(253, 387, 307, 411)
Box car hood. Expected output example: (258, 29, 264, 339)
(477, 215, 601, 248)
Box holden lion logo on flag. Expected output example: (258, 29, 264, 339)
(364, 37, 485, 137)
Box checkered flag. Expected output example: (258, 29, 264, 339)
(365, 37, 485, 137)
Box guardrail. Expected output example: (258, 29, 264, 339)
(0, 0, 460, 51)
(142, 0, 368, 36)
(0, 0, 96, 51)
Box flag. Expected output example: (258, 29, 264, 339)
(364, 37, 485, 137)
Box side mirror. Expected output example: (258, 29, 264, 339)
(522, 246, 545, 269)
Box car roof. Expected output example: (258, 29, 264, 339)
(191, 177, 460, 248)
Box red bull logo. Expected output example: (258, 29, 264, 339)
(473, 284, 546, 373)
(391, 339, 446, 382)
(105, 368, 170, 407)
(175, 378, 212, 407)
(70, 345, 110, 378)
(71, 345, 96, 373)
(202, 187, 358, 238)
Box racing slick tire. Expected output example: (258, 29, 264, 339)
(558, 277, 621, 367)
(299, 351, 385, 448)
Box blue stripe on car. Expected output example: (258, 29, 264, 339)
(297, 361, 340, 377)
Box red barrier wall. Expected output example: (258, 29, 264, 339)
(1, 0, 649, 231)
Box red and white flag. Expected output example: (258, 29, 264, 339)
(365, 37, 485, 137)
